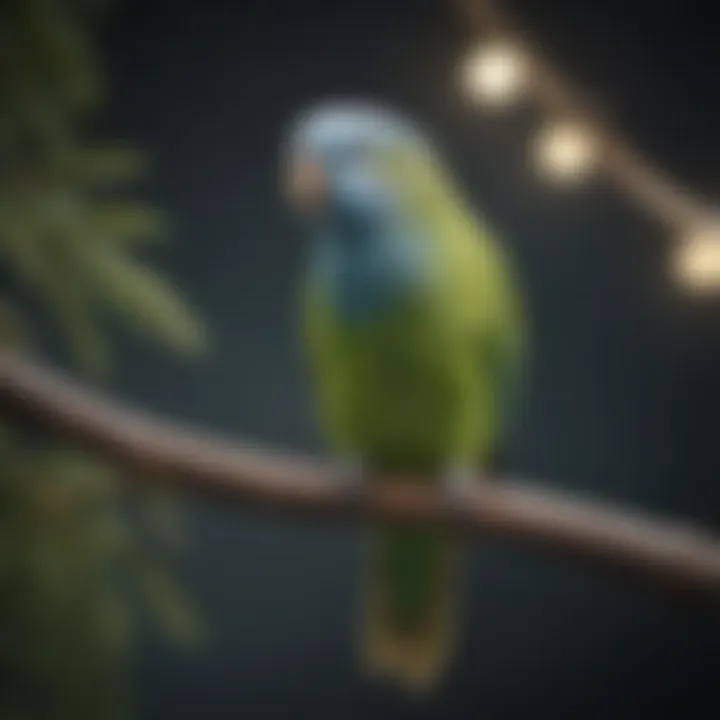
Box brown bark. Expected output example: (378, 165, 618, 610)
(0, 350, 719, 603)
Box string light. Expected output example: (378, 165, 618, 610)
(461, 41, 527, 107)
(674, 227, 720, 292)
(456, 1, 720, 289)
(532, 122, 599, 184)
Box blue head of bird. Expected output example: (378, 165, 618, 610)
(282, 101, 453, 324)
(282, 99, 435, 219)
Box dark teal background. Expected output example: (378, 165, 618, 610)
(97, 1, 719, 717)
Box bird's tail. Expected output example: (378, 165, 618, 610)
(359, 525, 461, 696)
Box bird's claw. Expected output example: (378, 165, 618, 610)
(442, 466, 476, 508)
(336, 456, 366, 497)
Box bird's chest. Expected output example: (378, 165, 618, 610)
(335, 317, 459, 466)
(312, 231, 452, 429)
(329, 293, 453, 425)
(315, 231, 427, 325)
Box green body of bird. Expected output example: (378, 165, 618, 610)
(285, 102, 526, 693)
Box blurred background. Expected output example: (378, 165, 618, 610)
(0, 0, 718, 718)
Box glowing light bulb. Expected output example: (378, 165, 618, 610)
(462, 42, 527, 107)
(533, 122, 599, 184)
(674, 227, 720, 291)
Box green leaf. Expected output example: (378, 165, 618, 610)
(0, 1, 207, 712)
(70, 146, 148, 185)
(91, 585, 134, 657)
(44, 276, 112, 376)
(89, 202, 167, 244)
(135, 555, 203, 647)
(139, 486, 185, 548)
(19, 0, 104, 111)
(0, 298, 31, 349)
(0, 421, 12, 452)
(0, 225, 110, 374)
(83, 241, 208, 355)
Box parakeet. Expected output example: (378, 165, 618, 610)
(283, 100, 526, 694)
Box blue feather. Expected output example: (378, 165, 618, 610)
(292, 100, 435, 324)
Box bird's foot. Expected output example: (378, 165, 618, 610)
(441, 465, 477, 508)
(335, 456, 366, 497)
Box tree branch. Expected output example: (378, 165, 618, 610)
(1, 350, 719, 602)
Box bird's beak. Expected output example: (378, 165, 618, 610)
(283, 154, 327, 214)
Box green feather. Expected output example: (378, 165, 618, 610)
(302, 139, 526, 689)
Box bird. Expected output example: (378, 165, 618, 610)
(282, 98, 527, 695)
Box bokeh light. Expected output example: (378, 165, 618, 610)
(461, 41, 527, 108)
(532, 122, 599, 184)
(674, 227, 720, 291)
